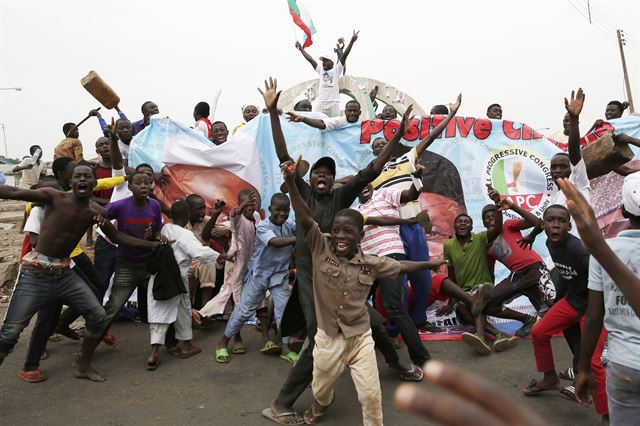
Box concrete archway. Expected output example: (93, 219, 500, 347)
(279, 75, 426, 120)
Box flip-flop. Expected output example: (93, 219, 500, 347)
(261, 408, 304, 425)
(232, 342, 246, 355)
(399, 364, 424, 382)
(280, 352, 299, 363)
(302, 399, 333, 425)
(147, 358, 159, 371)
(523, 378, 560, 396)
(559, 384, 578, 402)
(493, 334, 518, 352)
(461, 332, 492, 355)
(261, 340, 282, 355)
(18, 369, 47, 383)
(288, 338, 304, 353)
(102, 333, 120, 347)
(178, 346, 202, 359)
(559, 367, 575, 381)
(215, 347, 230, 363)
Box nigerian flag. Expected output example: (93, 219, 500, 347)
(288, 0, 316, 48)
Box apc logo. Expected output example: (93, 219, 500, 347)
(484, 146, 555, 217)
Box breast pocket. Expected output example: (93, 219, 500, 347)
(319, 263, 341, 283)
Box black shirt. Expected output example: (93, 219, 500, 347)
(546, 234, 590, 313)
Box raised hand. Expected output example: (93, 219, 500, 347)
(295, 41, 303, 51)
(88, 107, 102, 117)
(238, 191, 258, 211)
(280, 155, 302, 180)
(351, 30, 360, 42)
(395, 361, 546, 426)
(258, 77, 281, 111)
(105, 117, 118, 142)
(497, 197, 515, 212)
(486, 184, 500, 203)
(399, 104, 415, 135)
(449, 94, 462, 114)
(213, 199, 225, 212)
(286, 112, 303, 123)
(564, 88, 585, 118)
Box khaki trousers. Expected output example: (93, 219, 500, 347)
(312, 328, 382, 426)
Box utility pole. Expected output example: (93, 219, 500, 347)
(617, 29, 635, 114)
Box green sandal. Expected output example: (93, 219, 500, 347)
(260, 340, 282, 355)
(280, 351, 299, 363)
(232, 342, 246, 355)
(215, 347, 230, 363)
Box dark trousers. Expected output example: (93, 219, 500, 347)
(399, 223, 432, 325)
(58, 252, 108, 326)
(375, 253, 431, 366)
(275, 263, 399, 408)
(103, 258, 150, 335)
(93, 236, 117, 294)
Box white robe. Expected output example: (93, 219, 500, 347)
(147, 224, 218, 325)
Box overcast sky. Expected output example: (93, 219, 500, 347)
(1, 0, 638, 160)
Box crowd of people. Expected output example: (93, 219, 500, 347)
(1, 32, 639, 426)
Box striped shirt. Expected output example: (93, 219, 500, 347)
(356, 188, 405, 256)
(371, 147, 422, 218)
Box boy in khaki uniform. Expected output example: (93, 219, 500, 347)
(282, 158, 445, 426)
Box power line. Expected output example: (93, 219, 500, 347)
(567, 0, 617, 42)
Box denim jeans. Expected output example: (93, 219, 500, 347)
(375, 253, 431, 366)
(224, 269, 291, 338)
(58, 252, 107, 326)
(102, 258, 150, 333)
(607, 361, 640, 425)
(93, 236, 117, 297)
(399, 223, 432, 325)
(0, 268, 106, 363)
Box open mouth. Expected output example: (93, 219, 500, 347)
(335, 242, 348, 251)
(316, 180, 328, 191)
(77, 183, 88, 191)
(360, 188, 371, 197)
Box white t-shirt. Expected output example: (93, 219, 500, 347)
(320, 116, 349, 132)
(118, 141, 130, 160)
(551, 158, 591, 237)
(315, 62, 344, 103)
(194, 121, 209, 138)
(588, 230, 640, 370)
(18, 159, 46, 189)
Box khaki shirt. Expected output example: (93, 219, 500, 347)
(54, 138, 84, 161)
(306, 221, 402, 338)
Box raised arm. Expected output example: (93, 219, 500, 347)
(201, 200, 225, 242)
(498, 197, 541, 229)
(286, 112, 327, 130)
(339, 30, 359, 66)
(104, 117, 123, 170)
(295, 41, 318, 70)
(282, 157, 314, 233)
(564, 88, 585, 166)
(415, 94, 461, 158)
(259, 77, 292, 163)
(558, 178, 640, 316)
(372, 105, 414, 174)
(485, 184, 503, 242)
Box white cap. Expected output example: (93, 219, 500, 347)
(622, 171, 640, 216)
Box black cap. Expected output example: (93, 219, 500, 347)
(310, 156, 336, 176)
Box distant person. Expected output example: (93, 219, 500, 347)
(14, 145, 45, 189)
(54, 122, 84, 161)
(430, 105, 449, 115)
(287, 99, 362, 130)
(379, 104, 397, 120)
(295, 30, 359, 117)
(292, 96, 313, 112)
(132, 101, 159, 135)
(233, 105, 260, 134)
(486, 103, 502, 119)
(210, 121, 229, 145)
(193, 102, 212, 139)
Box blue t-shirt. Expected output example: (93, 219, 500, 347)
(247, 218, 296, 275)
(106, 197, 163, 262)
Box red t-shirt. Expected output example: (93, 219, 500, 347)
(488, 219, 542, 272)
(94, 166, 114, 200)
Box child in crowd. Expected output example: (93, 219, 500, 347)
(200, 189, 260, 353)
(215, 193, 296, 363)
(146, 201, 219, 370)
(282, 157, 445, 426)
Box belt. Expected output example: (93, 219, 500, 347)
(21, 264, 69, 275)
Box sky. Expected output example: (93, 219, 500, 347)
(1, 0, 639, 160)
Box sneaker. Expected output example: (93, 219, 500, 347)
(493, 333, 518, 352)
(515, 316, 538, 337)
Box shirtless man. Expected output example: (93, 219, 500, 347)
(0, 164, 164, 382)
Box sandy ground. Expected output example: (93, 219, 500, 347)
(0, 312, 601, 426)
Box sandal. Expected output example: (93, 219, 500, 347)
(523, 378, 560, 396)
(261, 340, 282, 355)
(461, 332, 492, 355)
(280, 352, 299, 364)
(288, 338, 304, 353)
(178, 346, 202, 359)
(400, 364, 424, 382)
(232, 342, 247, 355)
(493, 333, 518, 352)
(261, 408, 304, 425)
(215, 347, 230, 363)
(302, 399, 333, 425)
(102, 333, 120, 347)
(18, 369, 47, 383)
(147, 358, 159, 371)
(559, 367, 576, 381)
(559, 384, 577, 402)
